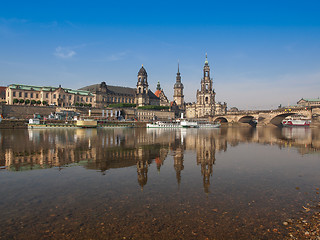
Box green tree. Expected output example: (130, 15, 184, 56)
(19, 99, 24, 104)
(108, 103, 136, 108)
(31, 100, 36, 105)
(42, 101, 47, 105)
(13, 99, 19, 104)
(36, 100, 41, 105)
(75, 102, 79, 106)
(25, 99, 30, 104)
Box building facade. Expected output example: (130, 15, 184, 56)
(297, 98, 320, 107)
(5, 84, 95, 107)
(80, 65, 160, 108)
(0, 87, 6, 103)
(80, 81, 136, 108)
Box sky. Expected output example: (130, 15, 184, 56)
(0, 0, 320, 110)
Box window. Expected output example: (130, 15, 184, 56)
(81, 97, 83, 102)
(59, 94, 61, 99)
(36, 94, 38, 98)
(77, 96, 79, 101)
(53, 94, 56, 99)
(25, 93, 28, 97)
(90, 98, 92, 102)
(63, 95, 65, 99)
(13, 92, 16, 97)
(122, 98, 124, 103)
(86, 97, 88, 102)
(30, 93, 33, 98)
(46, 93, 49, 98)
(19, 92, 22, 97)
(69, 95, 71, 100)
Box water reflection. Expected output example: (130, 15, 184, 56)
(1, 127, 320, 193)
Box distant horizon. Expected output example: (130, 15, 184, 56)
(1, 0, 320, 110)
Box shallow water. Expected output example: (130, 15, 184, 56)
(0, 127, 319, 239)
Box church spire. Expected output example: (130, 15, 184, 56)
(205, 53, 208, 65)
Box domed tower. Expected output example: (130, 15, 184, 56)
(135, 65, 150, 107)
(173, 63, 184, 107)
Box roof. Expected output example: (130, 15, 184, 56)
(298, 98, 320, 102)
(138, 65, 147, 76)
(148, 90, 159, 99)
(154, 89, 162, 97)
(107, 85, 135, 96)
(79, 83, 136, 96)
(8, 84, 93, 96)
(80, 82, 159, 99)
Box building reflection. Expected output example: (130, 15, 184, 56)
(1, 127, 320, 192)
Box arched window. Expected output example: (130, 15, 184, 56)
(205, 97, 208, 103)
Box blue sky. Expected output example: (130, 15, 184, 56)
(1, 0, 320, 109)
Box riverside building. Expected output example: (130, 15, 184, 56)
(5, 84, 95, 107)
(80, 65, 160, 108)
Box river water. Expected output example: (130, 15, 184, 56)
(0, 127, 319, 239)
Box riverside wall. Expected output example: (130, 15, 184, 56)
(0, 104, 55, 119)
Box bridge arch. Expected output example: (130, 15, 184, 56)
(270, 113, 296, 126)
(238, 115, 257, 127)
(214, 117, 228, 123)
(238, 115, 255, 123)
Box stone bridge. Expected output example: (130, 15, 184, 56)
(210, 106, 319, 127)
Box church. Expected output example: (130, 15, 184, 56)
(185, 55, 227, 118)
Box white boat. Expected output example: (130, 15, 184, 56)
(146, 121, 181, 128)
(180, 120, 198, 128)
(282, 117, 311, 127)
(28, 118, 76, 129)
(198, 122, 221, 128)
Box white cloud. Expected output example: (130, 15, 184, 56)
(107, 52, 127, 61)
(54, 46, 76, 59)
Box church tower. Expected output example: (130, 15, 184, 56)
(173, 63, 184, 107)
(135, 65, 149, 107)
(196, 54, 215, 117)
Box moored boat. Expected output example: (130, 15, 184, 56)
(198, 122, 221, 128)
(282, 117, 311, 127)
(76, 119, 98, 128)
(180, 120, 198, 128)
(146, 121, 181, 128)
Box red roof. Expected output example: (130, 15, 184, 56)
(154, 89, 162, 97)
